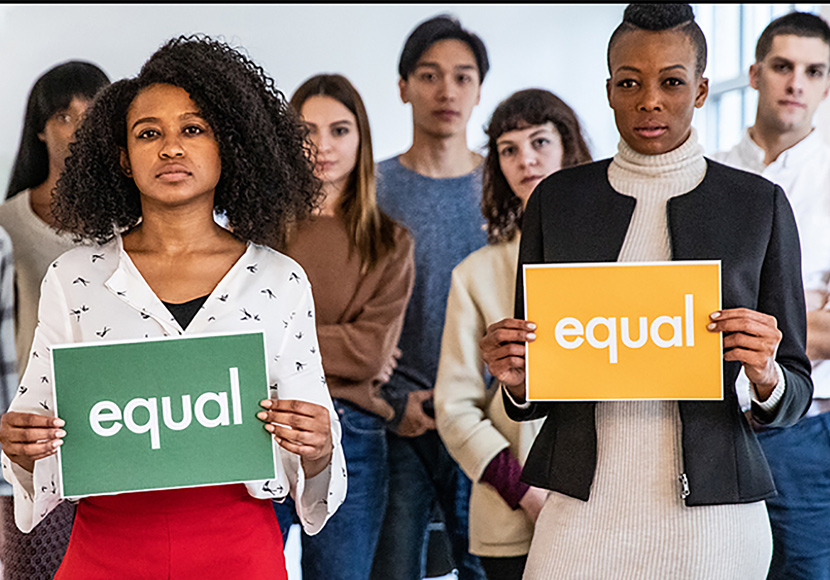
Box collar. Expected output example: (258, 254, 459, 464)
(739, 127, 823, 171)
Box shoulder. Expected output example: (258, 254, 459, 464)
(48, 239, 115, 273)
(247, 242, 313, 289)
(703, 158, 779, 199)
(453, 239, 516, 284)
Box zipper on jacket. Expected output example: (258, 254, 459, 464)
(678, 473, 690, 499)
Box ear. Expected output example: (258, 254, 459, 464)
(119, 148, 132, 178)
(694, 76, 709, 109)
(748, 63, 760, 90)
(398, 77, 409, 104)
(37, 131, 46, 143)
(606, 78, 612, 107)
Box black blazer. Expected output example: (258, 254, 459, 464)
(506, 158, 813, 506)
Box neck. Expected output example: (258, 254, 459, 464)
(399, 128, 480, 178)
(749, 120, 814, 166)
(318, 180, 346, 218)
(125, 201, 230, 255)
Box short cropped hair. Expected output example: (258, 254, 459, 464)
(755, 11, 830, 63)
(607, 3, 707, 76)
(398, 14, 489, 82)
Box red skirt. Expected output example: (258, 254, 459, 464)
(55, 484, 287, 579)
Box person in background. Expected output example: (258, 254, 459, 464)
(370, 13, 488, 580)
(713, 11, 830, 580)
(434, 88, 592, 580)
(0, 59, 110, 580)
(272, 73, 415, 580)
(481, 4, 812, 578)
(0, 35, 346, 578)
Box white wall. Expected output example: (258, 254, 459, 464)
(0, 4, 626, 193)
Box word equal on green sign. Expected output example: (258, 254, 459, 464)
(52, 331, 277, 497)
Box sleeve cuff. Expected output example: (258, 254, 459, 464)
(502, 383, 531, 409)
(751, 362, 786, 412)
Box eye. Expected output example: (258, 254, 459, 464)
(664, 77, 686, 87)
(419, 71, 438, 82)
(772, 62, 792, 73)
(498, 146, 516, 157)
(456, 73, 472, 84)
(617, 79, 638, 89)
(183, 125, 204, 135)
(333, 126, 350, 137)
(137, 128, 159, 140)
(807, 67, 826, 79)
(532, 137, 550, 149)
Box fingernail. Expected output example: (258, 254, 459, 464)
(52, 440, 63, 448)
(710, 311, 721, 319)
(707, 323, 716, 330)
(257, 411, 268, 420)
(55, 430, 66, 438)
(527, 333, 536, 341)
(259, 399, 273, 408)
(54, 419, 65, 427)
(264, 424, 275, 432)
(527, 322, 537, 330)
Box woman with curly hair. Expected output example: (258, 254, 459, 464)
(0, 59, 110, 580)
(0, 36, 346, 579)
(271, 72, 415, 580)
(434, 89, 591, 580)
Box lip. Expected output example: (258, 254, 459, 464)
(521, 175, 543, 184)
(779, 100, 806, 109)
(633, 123, 668, 138)
(316, 161, 335, 172)
(156, 163, 192, 181)
(433, 109, 460, 120)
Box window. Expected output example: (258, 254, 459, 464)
(694, 3, 820, 154)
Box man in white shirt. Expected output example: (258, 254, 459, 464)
(714, 12, 830, 580)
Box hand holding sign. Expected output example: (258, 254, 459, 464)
(480, 318, 537, 402)
(0, 412, 66, 473)
(707, 308, 782, 400)
(258, 399, 333, 478)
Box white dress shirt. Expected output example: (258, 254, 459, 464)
(0, 235, 346, 533)
(715, 129, 830, 400)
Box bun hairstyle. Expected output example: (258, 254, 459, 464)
(607, 3, 707, 76)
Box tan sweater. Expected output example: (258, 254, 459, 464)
(283, 214, 415, 419)
(435, 234, 544, 557)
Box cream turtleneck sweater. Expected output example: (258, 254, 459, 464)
(523, 130, 773, 580)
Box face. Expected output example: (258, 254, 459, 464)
(750, 34, 830, 136)
(399, 38, 481, 139)
(38, 97, 90, 173)
(300, 95, 359, 194)
(496, 122, 564, 207)
(607, 29, 708, 155)
(121, 83, 221, 208)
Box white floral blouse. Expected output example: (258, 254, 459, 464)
(1, 235, 347, 535)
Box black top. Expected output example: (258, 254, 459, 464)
(162, 295, 209, 330)
(506, 158, 813, 506)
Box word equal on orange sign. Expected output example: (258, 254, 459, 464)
(523, 261, 722, 401)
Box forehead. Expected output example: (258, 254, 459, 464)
(300, 95, 355, 124)
(609, 28, 697, 73)
(766, 34, 830, 64)
(416, 38, 478, 71)
(127, 83, 200, 118)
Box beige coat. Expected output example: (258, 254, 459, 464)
(435, 234, 544, 557)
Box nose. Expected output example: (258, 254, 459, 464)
(787, 69, 806, 96)
(159, 133, 184, 158)
(437, 76, 455, 102)
(638, 83, 662, 112)
(315, 132, 332, 154)
(519, 145, 536, 169)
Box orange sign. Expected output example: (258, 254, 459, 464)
(523, 261, 722, 401)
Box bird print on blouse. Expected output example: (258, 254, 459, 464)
(1, 235, 347, 535)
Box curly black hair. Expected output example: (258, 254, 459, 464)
(54, 35, 321, 245)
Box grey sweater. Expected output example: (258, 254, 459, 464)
(376, 156, 487, 427)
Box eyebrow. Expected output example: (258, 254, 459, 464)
(614, 64, 688, 74)
(130, 111, 204, 131)
(769, 56, 827, 70)
(497, 127, 555, 146)
(414, 61, 477, 72)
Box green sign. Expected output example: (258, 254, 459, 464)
(52, 331, 276, 497)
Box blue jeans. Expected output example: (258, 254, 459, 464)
(273, 399, 389, 580)
(370, 430, 486, 580)
(757, 412, 830, 580)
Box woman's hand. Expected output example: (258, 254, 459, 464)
(395, 389, 435, 438)
(518, 485, 548, 523)
(378, 347, 402, 385)
(707, 308, 782, 400)
(479, 318, 537, 401)
(0, 412, 65, 473)
(258, 399, 333, 478)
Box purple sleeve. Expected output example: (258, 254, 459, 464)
(480, 447, 530, 510)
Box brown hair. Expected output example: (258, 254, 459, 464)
(482, 88, 592, 244)
(289, 74, 398, 271)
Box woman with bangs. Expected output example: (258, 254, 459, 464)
(272, 73, 415, 580)
(434, 88, 591, 580)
